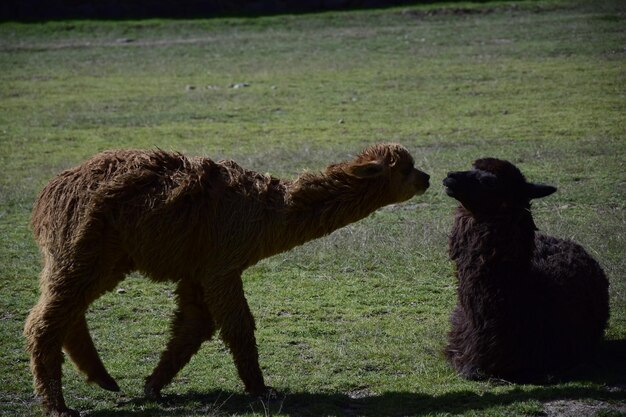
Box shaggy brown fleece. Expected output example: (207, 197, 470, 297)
(443, 158, 609, 382)
(25, 143, 429, 417)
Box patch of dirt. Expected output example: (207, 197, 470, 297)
(543, 399, 626, 417)
(346, 387, 376, 400)
(400, 4, 562, 19)
(402, 7, 501, 18)
(0, 36, 222, 52)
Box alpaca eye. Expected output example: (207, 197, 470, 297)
(479, 174, 498, 188)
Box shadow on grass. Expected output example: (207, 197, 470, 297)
(90, 340, 626, 417)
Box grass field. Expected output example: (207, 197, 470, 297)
(1, 0, 625, 416)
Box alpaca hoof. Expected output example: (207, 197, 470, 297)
(46, 408, 80, 417)
(253, 386, 280, 401)
(92, 375, 120, 392)
(143, 384, 163, 401)
(98, 379, 120, 392)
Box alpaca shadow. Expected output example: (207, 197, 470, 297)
(90, 340, 626, 417)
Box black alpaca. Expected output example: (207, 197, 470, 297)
(443, 158, 609, 382)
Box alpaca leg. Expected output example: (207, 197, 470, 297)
(445, 306, 485, 380)
(204, 276, 271, 397)
(144, 281, 216, 399)
(25, 255, 124, 416)
(24, 294, 81, 417)
(63, 314, 120, 392)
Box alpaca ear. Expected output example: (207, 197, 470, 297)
(527, 183, 557, 199)
(348, 161, 385, 178)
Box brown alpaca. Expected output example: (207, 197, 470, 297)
(25, 143, 430, 417)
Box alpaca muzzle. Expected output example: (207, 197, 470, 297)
(443, 173, 461, 197)
(413, 171, 430, 195)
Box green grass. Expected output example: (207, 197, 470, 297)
(1, 0, 625, 416)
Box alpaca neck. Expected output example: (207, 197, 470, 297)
(450, 207, 537, 278)
(280, 170, 387, 248)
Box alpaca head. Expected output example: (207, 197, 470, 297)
(337, 143, 430, 203)
(443, 158, 556, 215)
